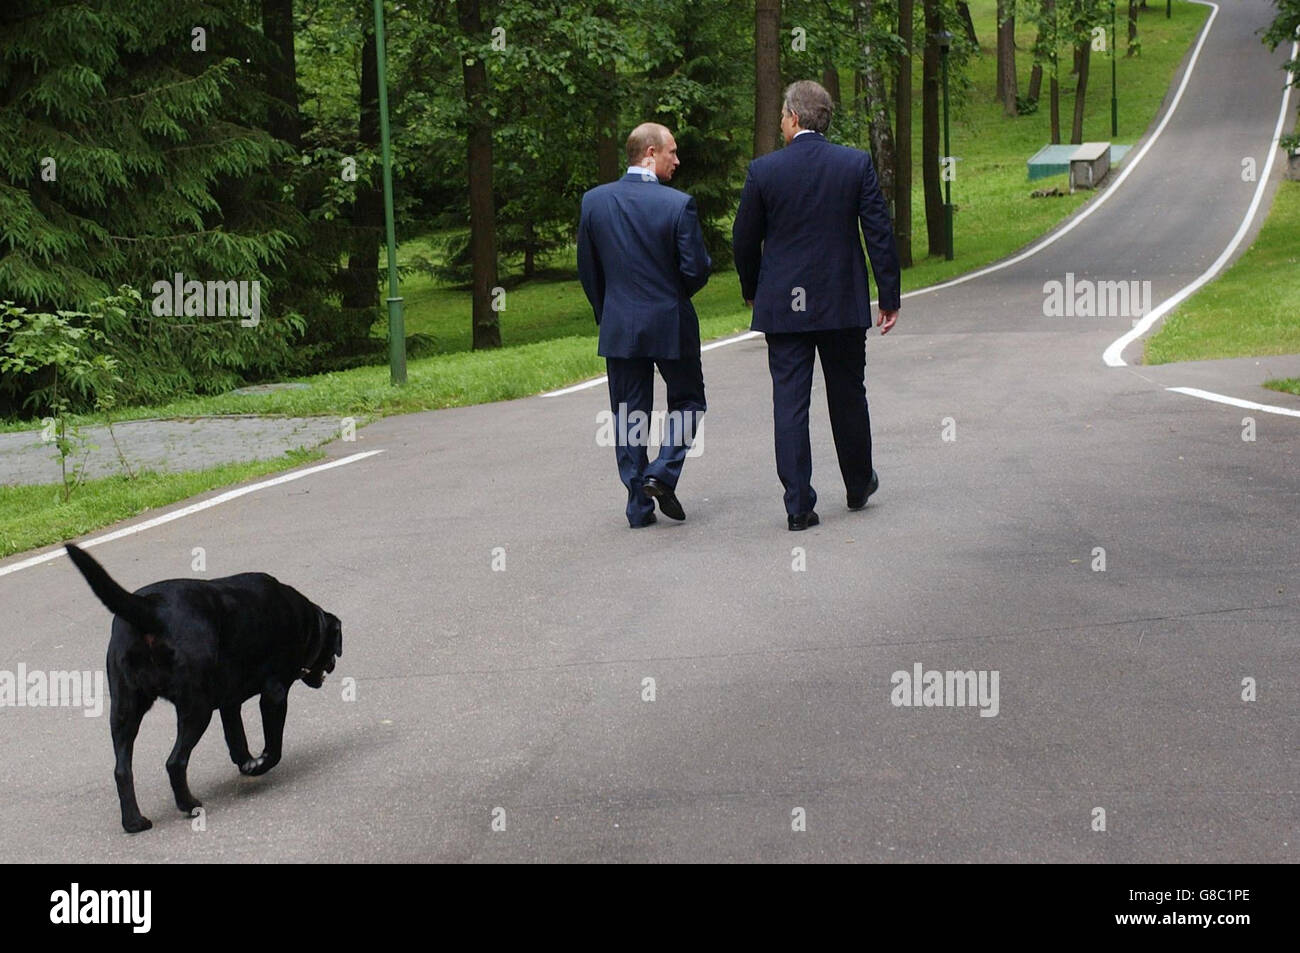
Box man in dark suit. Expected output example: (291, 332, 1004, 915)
(732, 80, 901, 531)
(578, 123, 712, 528)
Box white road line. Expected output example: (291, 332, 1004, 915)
(1166, 387, 1300, 418)
(1103, 22, 1297, 366)
(0, 450, 385, 578)
(703, 330, 762, 351)
(539, 330, 762, 397)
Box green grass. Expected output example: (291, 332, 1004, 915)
(1266, 378, 1299, 396)
(1145, 181, 1300, 373)
(0, 449, 324, 559)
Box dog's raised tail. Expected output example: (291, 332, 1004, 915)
(65, 543, 158, 631)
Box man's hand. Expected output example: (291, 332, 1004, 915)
(744, 300, 754, 308)
(877, 308, 898, 334)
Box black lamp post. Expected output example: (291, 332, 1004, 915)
(1111, 1, 1118, 136)
(939, 29, 953, 261)
(373, 0, 405, 385)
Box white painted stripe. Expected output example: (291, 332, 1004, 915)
(703, 329, 762, 352)
(539, 330, 763, 397)
(1166, 387, 1300, 418)
(1103, 24, 1297, 366)
(541, 376, 608, 398)
(0, 450, 385, 578)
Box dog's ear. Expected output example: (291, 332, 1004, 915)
(331, 615, 343, 657)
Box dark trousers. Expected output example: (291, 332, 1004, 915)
(765, 327, 872, 516)
(605, 353, 706, 526)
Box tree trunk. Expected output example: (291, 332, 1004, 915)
(459, 0, 500, 349)
(1127, 0, 1139, 56)
(1050, 73, 1060, 142)
(822, 64, 840, 106)
(894, 0, 913, 267)
(996, 1, 1006, 101)
(595, 64, 620, 182)
(1028, 63, 1042, 101)
(341, 18, 381, 334)
(754, 0, 782, 157)
(262, 0, 300, 146)
(1070, 37, 1090, 144)
(955, 2, 978, 48)
(594, 2, 620, 181)
(997, 4, 1018, 117)
(1047, 0, 1060, 143)
(922, 0, 944, 257)
(857, 2, 895, 224)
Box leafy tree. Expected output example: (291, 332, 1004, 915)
(0, 0, 327, 415)
(1264, 0, 1300, 152)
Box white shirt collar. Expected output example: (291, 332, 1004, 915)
(793, 129, 815, 139)
(627, 165, 658, 181)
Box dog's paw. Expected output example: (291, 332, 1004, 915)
(239, 753, 279, 776)
(122, 816, 153, 834)
(175, 797, 202, 814)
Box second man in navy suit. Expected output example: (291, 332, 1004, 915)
(578, 123, 712, 528)
(732, 81, 901, 530)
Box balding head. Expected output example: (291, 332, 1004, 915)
(625, 122, 680, 181)
(626, 123, 670, 165)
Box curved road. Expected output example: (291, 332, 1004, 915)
(1, 0, 1295, 862)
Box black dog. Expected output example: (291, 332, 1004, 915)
(65, 543, 342, 833)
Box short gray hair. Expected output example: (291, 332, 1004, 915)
(782, 80, 833, 134)
(626, 122, 670, 165)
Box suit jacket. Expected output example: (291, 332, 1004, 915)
(577, 173, 712, 360)
(732, 131, 901, 334)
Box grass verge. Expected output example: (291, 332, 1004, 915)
(0, 449, 324, 560)
(1145, 180, 1300, 378)
(1149, 182, 1300, 379)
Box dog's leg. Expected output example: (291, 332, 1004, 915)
(220, 704, 253, 767)
(239, 682, 287, 776)
(165, 706, 213, 814)
(111, 693, 152, 834)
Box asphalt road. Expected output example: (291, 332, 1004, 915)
(1, 0, 1296, 862)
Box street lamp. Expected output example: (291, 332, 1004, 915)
(1111, 1, 1118, 136)
(373, 0, 405, 385)
(938, 29, 953, 261)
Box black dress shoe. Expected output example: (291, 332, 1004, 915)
(788, 511, 820, 531)
(642, 477, 685, 521)
(629, 513, 657, 529)
(848, 469, 880, 510)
